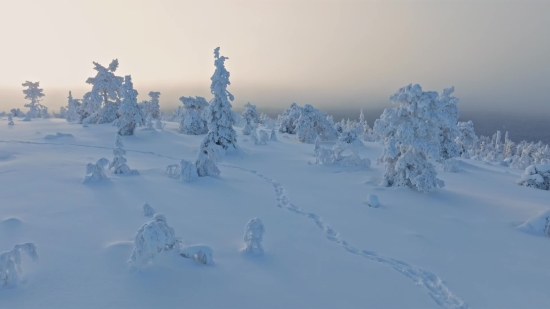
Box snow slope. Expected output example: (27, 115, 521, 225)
(1, 118, 549, 309)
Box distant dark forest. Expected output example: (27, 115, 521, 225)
(256, 107, 550, 144)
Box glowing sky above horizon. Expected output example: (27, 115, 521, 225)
(0, 0, 548, 114)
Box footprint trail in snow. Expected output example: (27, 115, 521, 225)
(222, 164, 469, 309)
(1, 140, 468, 309)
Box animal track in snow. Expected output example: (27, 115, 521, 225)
(2, 139, 468, 309)
(222, 164, 468, 309)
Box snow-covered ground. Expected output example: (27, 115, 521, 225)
(1, 118, 549, 309)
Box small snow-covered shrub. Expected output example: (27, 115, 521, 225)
(313, 142, 370, 169)
(7, 114, 14, 126)
(142, 202, 155, 217)
(166, 164, 182, 179)
(270, 128, 277, 141)
(129, 213, 178, 269)
(244, 218, 265, 255)
(0, 243, 38, 288)
(84, 158, 110, 183)
(109, 135, 138, 175)
(180, 245, 214, 265)
(367, 194, 379, 208)
(259, 130, 269, 145)
(196, 146, 221, 177)
(251, 129, 268, 145)
(166, 159, 199, 182)
(443, 158, 459, 173)
(241, 102, 260, 135)
(517, 164, 550, 190)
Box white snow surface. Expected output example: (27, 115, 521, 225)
(1, 118, 550, 308)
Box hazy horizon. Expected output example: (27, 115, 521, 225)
(1, 0, 549, 116)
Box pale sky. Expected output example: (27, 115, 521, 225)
(0, 0, 548, 114)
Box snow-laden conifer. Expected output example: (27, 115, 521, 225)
(141, 91, 161, 130)
(117, 75, 145, 136)
(85, 60, 123, 124)
(128, 213, 178, 269)
(0, 243, 38, 288)
(7, 114, 14, 126)
(201, 47, 238, 150)
(179, 96, 209, 135)
(65, 91, 81, 122)
(241, 102, 260, 135)
(84, 158, 110, 183)
(278, 103, 302, 134)
(244, 218, 265, 255)
(436, 87, 461, 161)
(22, 81, 46, 118)
(109, 134, 138, 175)
(456, 121, 477, 159)
(374, 84, 447, 192)
(295, 104, 319, 143)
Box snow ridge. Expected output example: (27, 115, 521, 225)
(222, 164, 468, 309)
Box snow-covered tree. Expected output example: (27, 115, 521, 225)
(0, 243, 38, 288)
(250, 129, 268, 145)
(117, 75, 145, 136)
(109, 134, 138, 175)
(141, 91, 161, 130)
(270, 128, 278, 141)
(244, 218, 265, 255)
(85, 60, 123, 124)
(142, 202, 155, 217)
(517, 164, 550, 190)
(295, 104, 320, 144)
(179, 96, 209, 135)
(128, 213, 178, 269)
(287, 104, 339, 143)
(7, 114, 14, 126)
(83, 158, 110, 183)
(65, 91, 81, 122)
(201, 47, 238, 150)
(456, 121, 477, 159)
(313, 142, 370, 169)
(166, 159, 198, 182)
(22, 81, 46, 118)
(436, 87, 461, 161)
(278, 103, 302, 134)
(10, 108, 25, 117)
(241, 102, 260, 135)
(374, 84, 447, 192)
(195, 146, 221, 177)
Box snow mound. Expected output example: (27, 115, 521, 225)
(518, 209, 550, 237)
(180, 244, 214, 265)
(366, 194, 380, 208)
(0, 151, 14, 161)
(43, 132, 74, 140)
(1, 217, 23, 228)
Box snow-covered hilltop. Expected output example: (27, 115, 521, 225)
(1, 48, 549, 309)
